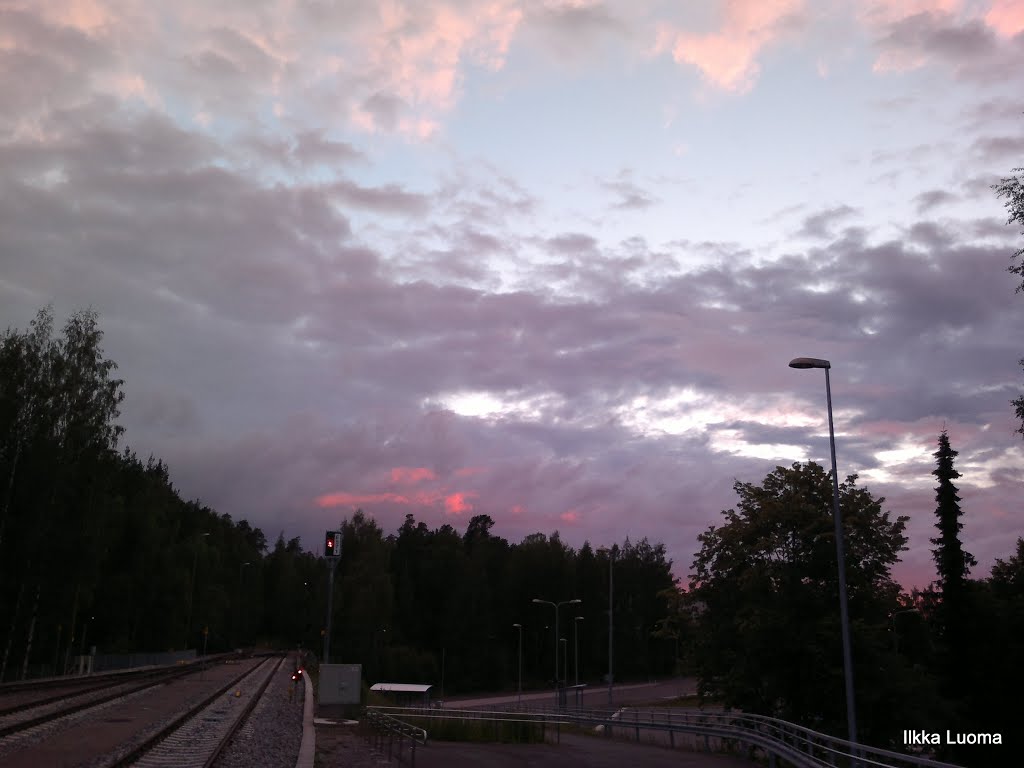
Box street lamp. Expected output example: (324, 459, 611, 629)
(512, 623, 523, 705)
(789, 356, 858, 750)
(597, 545, 617, 705)
(185, 532, 210, 648)
(532, 597, 581, 704)
(573, 616, 584, 686)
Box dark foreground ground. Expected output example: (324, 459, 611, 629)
(415, 733, 755, 768)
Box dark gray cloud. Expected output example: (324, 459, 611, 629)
(603, 172, 659, 211)
(871, 10, 1024, 82)
(914, 189, 958, 213)
(971, 134, 1024, 165)
(524, 1, 629, 63)
(797, 205, 858, 239)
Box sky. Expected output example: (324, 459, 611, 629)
(2, 0, 1023, 591)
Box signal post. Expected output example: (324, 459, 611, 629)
(323, 530, 341, 663)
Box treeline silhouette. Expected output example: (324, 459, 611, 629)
(0, 306, 676, 695)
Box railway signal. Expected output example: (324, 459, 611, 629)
(324, 531, 340, 557)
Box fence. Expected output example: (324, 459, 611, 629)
(369, 704, 966, 768)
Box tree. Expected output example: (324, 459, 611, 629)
(689, 462, 927, 744)
(993, 166, 1024, 291)
(990, 537, 1024, 599)
(994, 166, 1024, 435)
(929, 430, 976, 600)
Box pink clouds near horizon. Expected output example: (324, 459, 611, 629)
(444, 491, 476, 514)
(390, 466, 437, 484)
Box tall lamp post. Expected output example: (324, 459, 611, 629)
(185, 532, 210, 648)
(598, 545, 616, 705)
(560, 638, 567, 690)
(512, 623, 523, 705)
(573, 616, 584, 686)
(789, 357, 858, 750)
(532, 597, 581, 705)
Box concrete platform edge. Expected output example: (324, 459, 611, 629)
(295, 673, 315, 768)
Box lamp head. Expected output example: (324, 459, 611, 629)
(789, 357, 831, 369)
(513, 623, 522, 628)
(532, 598, 543, 604)
(570, 598, 582, 605)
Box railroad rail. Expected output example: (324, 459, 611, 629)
(0, 654, 288, 768)
(109, 655, 284, 768)
(369, 704, 965, 768)
(0, 666, 196, 738)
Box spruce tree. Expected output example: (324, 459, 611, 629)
(929, 429, 976, 599)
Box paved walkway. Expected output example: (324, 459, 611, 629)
(443, 678, 698, 709)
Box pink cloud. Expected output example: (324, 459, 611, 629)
(454, 465, 487, 477)
(33, 0, 113, 32)
(315, 490, 415, 508)
(445, 491, 476, 515)
(985, 0, 1024, 37)
(653, 0, 804, 93)
(390, 466, 437, 484)
(560, 510, 580, 523)
(353, 1, 523, 135)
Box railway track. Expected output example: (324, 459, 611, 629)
(0, 667, 196, 738)
(0, 654, 289, 768)
(112, 656, 284, 768)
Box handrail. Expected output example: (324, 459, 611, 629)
(369, 704, 964, 768)
(365, 708, 428, 766)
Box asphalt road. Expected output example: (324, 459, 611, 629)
(442, 678, 700, 709)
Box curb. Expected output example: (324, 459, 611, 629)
(295, 670, 315, 768)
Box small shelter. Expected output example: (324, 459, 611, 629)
(369, 682, 433, 708)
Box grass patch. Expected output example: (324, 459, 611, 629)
(400, 714, 546, 744)
(636, 693, 724, 708)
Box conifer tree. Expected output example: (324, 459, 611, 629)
(929, 430, 976, 599)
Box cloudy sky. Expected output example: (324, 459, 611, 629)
(2, 0, 1023, 590)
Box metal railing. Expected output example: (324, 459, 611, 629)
(365, 708, 428, 766)
(369, 704, 965, 768)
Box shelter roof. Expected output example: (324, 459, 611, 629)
(370, 683, 433, 693)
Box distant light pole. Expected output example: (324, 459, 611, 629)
(532, 597, 581, 704)
(598, 545, 616, 705)
(185, 532, 210, 648)
(573, 616, 584, 686)
(560, 638, 567, 689)
(789, 357, 857, 750)
(236, 561, 251, 647)
(512, 623, 523, 705)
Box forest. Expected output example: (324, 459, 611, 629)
(0, 308, 676, 695)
